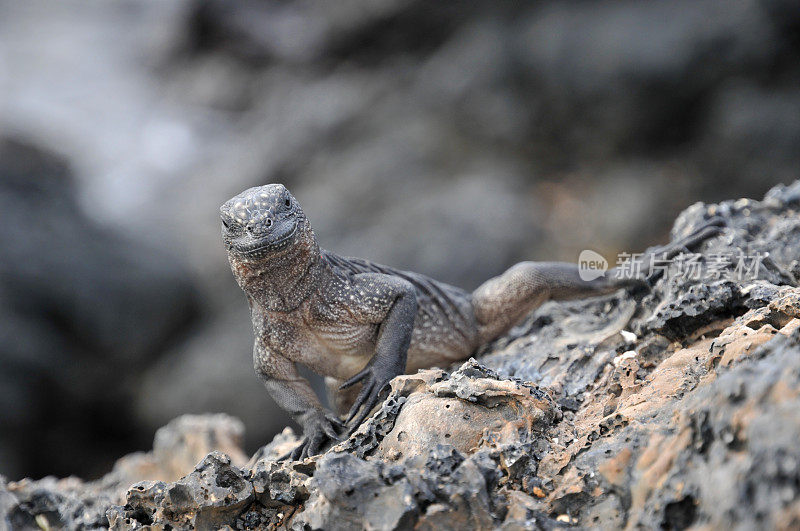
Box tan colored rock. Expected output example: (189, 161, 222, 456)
(111, 414, 248, 487)
(375, 361, 559, 463)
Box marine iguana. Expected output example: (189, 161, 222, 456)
(221, 184, 722, 459)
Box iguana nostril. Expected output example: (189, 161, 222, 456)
(266, 219, 272, 227)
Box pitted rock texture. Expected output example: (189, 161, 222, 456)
(373, 361, 559, 464)
(2, 414, 246, 530)
(108, 452, 254, 530)
(2, 181, 800, 530)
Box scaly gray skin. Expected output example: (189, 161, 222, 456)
(221, 184, 723, 459)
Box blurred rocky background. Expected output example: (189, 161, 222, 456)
(0, 0, 797, 480)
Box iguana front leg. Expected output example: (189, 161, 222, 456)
(253, 342, 343, 459)
(339, 273, 418, 431)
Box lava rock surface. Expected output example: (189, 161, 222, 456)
(2, 182, 800, 529)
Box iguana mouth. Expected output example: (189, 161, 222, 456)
(235, 222, 298, 258)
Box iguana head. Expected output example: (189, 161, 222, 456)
(220, 184, 316, 265)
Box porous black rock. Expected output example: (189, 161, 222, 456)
(4, 182, 800, 530)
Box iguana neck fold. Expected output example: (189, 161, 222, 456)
(230, 219, 323, 312)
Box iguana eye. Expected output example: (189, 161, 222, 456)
(285, 198, 291, 207)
